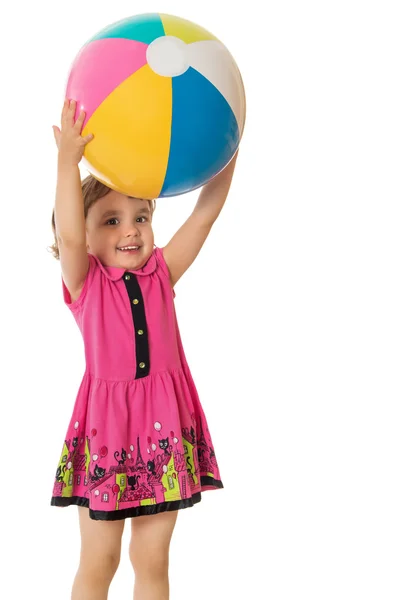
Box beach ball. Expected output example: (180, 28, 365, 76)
(66, 13, 246, 199)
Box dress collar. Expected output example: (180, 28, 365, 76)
(90, 247, 158, 281)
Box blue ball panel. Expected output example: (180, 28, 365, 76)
(160, 67, 239, 197)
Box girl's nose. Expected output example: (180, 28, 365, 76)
(124, 225, 140, 237)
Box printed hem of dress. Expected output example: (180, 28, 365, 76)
(51, 476, 223, 521)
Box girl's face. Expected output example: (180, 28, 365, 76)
(85, 190, 154, 270)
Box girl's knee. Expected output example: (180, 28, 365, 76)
(81, 549, 121, 582)
(77, 507, 124, 581)
(129, 510, 177, 577)
(129, 546, 169, 577)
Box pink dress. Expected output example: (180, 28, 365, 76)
(51, 246, 223, 520)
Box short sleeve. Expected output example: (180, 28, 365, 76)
(61, 253, 97, 312)
(155, 246, 176, 298)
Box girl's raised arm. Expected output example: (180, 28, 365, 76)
(53, 99, 94, 303)
(163, 150, 238, 287)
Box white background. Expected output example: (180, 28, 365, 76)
(1, 0, 399, 598)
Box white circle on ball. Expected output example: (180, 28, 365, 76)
(147, 36, 189, 77)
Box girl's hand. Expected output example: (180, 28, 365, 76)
(52, 99, 94, 166)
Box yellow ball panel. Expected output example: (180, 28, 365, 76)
(82, 64, 172, 199)
(160, 13, 219, 44)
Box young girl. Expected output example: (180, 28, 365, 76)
(49, 99, 238, 600)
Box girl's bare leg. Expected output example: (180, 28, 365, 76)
(129, 510, 178, 600)
(71, 506, 125, 600)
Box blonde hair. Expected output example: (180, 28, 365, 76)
(48, 174, 156, 260)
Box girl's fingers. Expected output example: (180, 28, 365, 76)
(82, 133, 94, 144)
(54, 104, 92, 148)
(74, 109, 86, 130)
(61, 98, 69, 122)
(52, 125, 61, 147)
(64, 99, 76, 126)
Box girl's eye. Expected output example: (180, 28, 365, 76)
(136, 216, 147, 223)
(106, 218, 119, 225)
